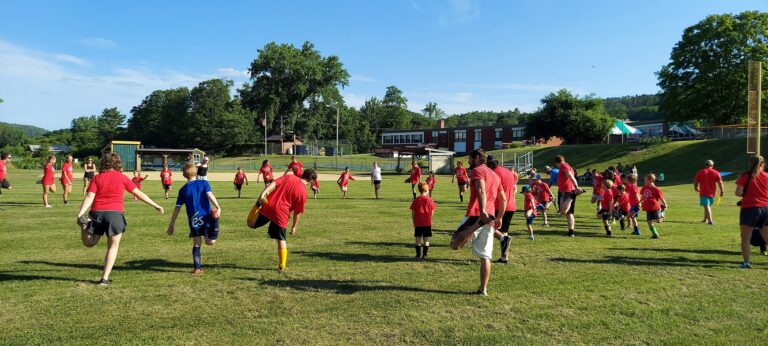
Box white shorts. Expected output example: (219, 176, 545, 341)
(341, 186, 348, 192)
(456, 217, 495, 260)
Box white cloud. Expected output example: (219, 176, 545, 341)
(55, 54, 89, 67)
(217, 67, 249, 78)
(79, 37, 117, 48)
(341, 93, 368, 108)
(440, 0, 480, 25)
(350, 74, 378, 83)
(409, 0, 427, 13)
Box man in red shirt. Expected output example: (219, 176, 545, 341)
(160, 164, 173, 199)
(248, 168, 317, 272)
(693, 160, 724, 225)
(450, 149, 507, 296)
(405, 161, 422, 199)
(258, 160, 274, 186)
(487, 156, 516, 264)
(0, 153, 12, 194)
(285, 156, 304, 177)
(555, 155, 585, 237)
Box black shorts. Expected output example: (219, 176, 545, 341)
(0, 179, 10, 189)
(163, 184, 172, 190)
(251, 214, 287, 240)
(264, 180, 274, 186)
(457, 181, 468, 189)
(189, 216, 220, 240)
(373, 180, 381, 188)
(646, 211, 662, 221)
(494, 210, 515, 233)
(598, 209, 611, 220)
(234, 183, 243, 191)
(84, 172, 95, 180)
(559, 191, 577, 214)
(414, 226, 432, 237)
(740, 207, 768, 228)
(87, 211, 127, 237)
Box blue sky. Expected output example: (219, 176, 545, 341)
(0, 0, 765, 130)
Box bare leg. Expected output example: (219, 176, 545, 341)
(102, 233, 123, 280)
(479, 259, 491, 292)
(566, 214, 575, 230)
(704, 205, 712, 223)
(740, 225, 754, 264)
(42, 185, 49, 206)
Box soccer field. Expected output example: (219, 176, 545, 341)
(1, 169, 766, 344)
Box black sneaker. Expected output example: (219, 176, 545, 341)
(98, 278, 110, 286)
(651, 233, 660, 239)
(500, 235, 511, 256)
(567, 230, 575, 237)
(606, 231, 612, 237)
(495, 258, 508, 264)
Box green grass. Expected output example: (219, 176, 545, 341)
(1, 165, 767, 344)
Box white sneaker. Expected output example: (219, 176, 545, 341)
(528, 236, 535, 240)
(45, 204, 53, 208)
(475, 289, 487, 296)
(543, 223, 549, 227)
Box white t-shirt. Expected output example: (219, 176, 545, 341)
(371, 167, 382, 181)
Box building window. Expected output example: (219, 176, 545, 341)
(495, 128, 503, 141)
(512, 129, 524, 138)
(474, 129, 482, 140)
(432, 131, 438, 138)
(455, 130, 466, 141)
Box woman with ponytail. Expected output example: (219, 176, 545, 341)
(735, 155, 768, 269)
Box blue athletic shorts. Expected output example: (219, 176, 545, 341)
(700, 196, 715, 206)
(526, 214, 536, 225)
(189, 216, 219, 240)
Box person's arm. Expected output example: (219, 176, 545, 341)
(207, 191, 222, 218)
(143, 175, 149, 180)
(717, 180, 724, 197)
(77, 192, 96, 220)
(256, 171, 260, 183)
(495, 188, 508, 228)
(566, 170, 580, 190)
(735, 184, 744, 197)
(258, 181, 278, 205)
(130, 188, 164, 214)
(475, 179, 491, 223)
(245, 174, 249, 185)
(693, 181, 699, 193)
(167, 206, 182, 235)
(451, 172, 455, 184)
(290, 212, 302, 235)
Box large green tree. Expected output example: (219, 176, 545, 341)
(657, 11, 768, 124)
(127, 87, 190, 147)
(525, 89, 614, 144)
(97, 107, 127, 143)
(187, 79, 253, 152)
(0, 123, 25, 147)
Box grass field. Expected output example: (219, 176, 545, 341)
(1, 166, 767, 344)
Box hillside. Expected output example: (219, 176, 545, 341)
(0, 122, 48, 137)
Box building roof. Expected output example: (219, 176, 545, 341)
(136, 148, 205, 155)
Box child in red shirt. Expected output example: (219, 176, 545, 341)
(311, 178, 320, 199)
(131, 171, 148, 201)
(522, 185, 538, 240)
(625, 174, 642, 235)
(640, 173, 668, 239)
(233, 167, 249, 198)
(597, 179, 615, 237)
(410, 182, 436, 260)
(426, 171, 436, 197)
(160, 165, 173, 199)
(337, 167, 355, 199)
(615, 184, 631, 231)
(531, 175, 553, 226)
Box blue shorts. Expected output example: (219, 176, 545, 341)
(630, 205, 640, 216)
(526, 214, 536, 225)
(700, 196, 715, 206)
(535, 202, 549, 211)
(189, 216, 219, 240)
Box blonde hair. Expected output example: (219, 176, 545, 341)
(645, 173, 656, 182)
(183, 163, 198, 178)
(417, 182, 429, 194)
(625, 174, 638, 184)
(603, 179, 614, 189)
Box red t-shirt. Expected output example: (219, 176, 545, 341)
(532, 181, 550, 202)
(42, 163, 55, 185)
(524, 192, 538, 217)
(492, 166, 516, 211)
(160, 170, 173, 185)
(234, 172, 247, 185)
(557, 162, 575, 193)
(87, 170, 137, 212)
(60, 162, 73, 183)
(131, 176, 145, 189)
(600, 189, 614, 210)
(466, 164, 502, 216)
(259, 174, 308, 228)
(593, 175, 604, 195)
(694, 167, 722, 197)
(339, 172, 354, 187)
(311, 179, 320, 189)
(288, 161, 303, 177)
(0, 160, 7, 181)
(259, 165, 274, 181)
(409, 166, 422, 184)
(410, 195, 437, 227)
(613, 172, 622, 186)
(736, 172, 768, 208)
(454, 166, 468, 183)
(425, 176, 435, 190)
(640, 185, 664, 211)
(617, 192, 631, 213)
(626, 183, 640, 205)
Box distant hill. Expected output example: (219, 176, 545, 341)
(603, 94, 664, 122)
(0, 122, 48, 138)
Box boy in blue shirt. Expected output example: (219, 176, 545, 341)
(167, 163, 222, 274)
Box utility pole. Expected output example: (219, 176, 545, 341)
(326, 104, 340, 168)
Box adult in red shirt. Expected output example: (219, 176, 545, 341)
(554, 155, 584, 237)
(410, 182, 437, 260)
(60, 155, 74, 205)
(41, 155, 56, 207)
(285, 156, 304, 177)
(452, 160, 469, 202)
(450, 149, 507, 296)
(248, 168, 317, 272)
(258, 160, 274, 186)
(233, 167, 249, 198)
(405, 161, 422, 199)
(0, 153, 13, 193)
(337, 167, 355, 199)
(160, 164, 173, 199)
(735, 155, 768, 269)
(487, 156, 516, 263)
(76, 153, 164, 285)
(694, 160, 724, 225)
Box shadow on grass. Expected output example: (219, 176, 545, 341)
(293, 251, 472, 265)
(250, 278, 465, 295)
(0, 201, 43, 206)
(550, 255, 728, 268)
(609, 247, 742, 256)
(0, 272, 93, 283)
(18, 259, 263, 273)
(345, 241, 446, 248)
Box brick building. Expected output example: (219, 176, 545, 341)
(379, 120, 526, 154)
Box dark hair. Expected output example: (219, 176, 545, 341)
(469, 149, 487, 164)
(744, 155, 765, 177)
(0, 153, 8, 160)
(99, 153, 122, 172)
(262, 160, 269, 166)
(344, 167, 349, 170)
(554, 155, 565, 163)
(302, 168, 318, 182)
(486, 155, 499, 169)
